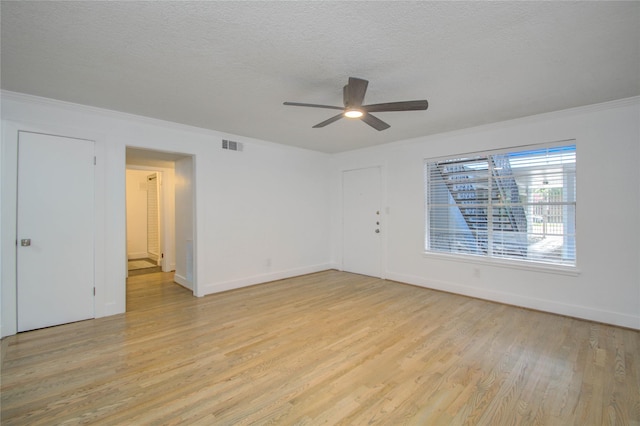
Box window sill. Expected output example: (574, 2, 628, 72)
(421, 251, 580, 276)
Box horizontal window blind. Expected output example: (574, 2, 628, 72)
(425, 144, 576, 266)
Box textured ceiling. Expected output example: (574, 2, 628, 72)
(2, 1, 639, 153)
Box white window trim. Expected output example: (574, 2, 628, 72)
(423, 139, 576, 164)
(423, 140, 577, 274)
(422, 250, 580, 276)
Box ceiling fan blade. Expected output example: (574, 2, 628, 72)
(344, 77, 369, 107)
(362, 100, 429, 112)
(312, 113, 344, 128)
(361, 113, 390, 131)
(283, 102, 344, 111)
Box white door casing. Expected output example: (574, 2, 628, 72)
(342, 166, 382, 277)
(17, 131, 95, 332)
(146, 172, 161, 263)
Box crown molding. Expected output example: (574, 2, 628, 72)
(0, 90, 329, 156)
(1, 90, 222, 137)
(3, 90, 637, 157)
(355, 95, 640, 155)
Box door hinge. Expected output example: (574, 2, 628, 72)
(93, 287, 96, 296)
(93, 156, 96, 165)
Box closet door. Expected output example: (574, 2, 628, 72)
(17, 131, 95, 332)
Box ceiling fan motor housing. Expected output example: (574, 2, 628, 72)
(284, 77, 428, 131)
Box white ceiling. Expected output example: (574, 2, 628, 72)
(2, 1, 639, 153)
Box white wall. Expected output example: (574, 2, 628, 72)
(125, 169, 150, 259)
(0, 104, 3, 338)
(330, 97, 640, 329)
(2, 91, 637, 337)
(1, 91, 331, 337)
(174, 156, 194, 289)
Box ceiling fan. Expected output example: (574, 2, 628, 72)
(283, 77, 428, 131)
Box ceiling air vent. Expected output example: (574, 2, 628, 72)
(222, 139, 243, 152)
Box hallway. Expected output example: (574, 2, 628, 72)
(126, 271, 189, 311)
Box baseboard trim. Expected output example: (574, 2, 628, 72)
(127, 253, 148, 260)
(385, 271, 640, 330)
(102, 302, 121, 317)
(161, 261, 176, 273)
(173, 273, 192, 290)
(197, 263, 332, 297)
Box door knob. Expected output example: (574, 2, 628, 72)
(21, 239, 31, 247)
(375, 229, 380, 233)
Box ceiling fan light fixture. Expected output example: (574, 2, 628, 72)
(344, 109, 364, 118)
(283, 77, 428, 131)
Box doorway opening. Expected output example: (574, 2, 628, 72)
(126, 169, 164, 275)
(125, 147, 196, 308)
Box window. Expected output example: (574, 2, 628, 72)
(425, 143, 576, 267)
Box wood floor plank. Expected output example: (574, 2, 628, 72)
(1, 270, 639, 425)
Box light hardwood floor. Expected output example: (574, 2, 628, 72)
(1, 270, 639, 425)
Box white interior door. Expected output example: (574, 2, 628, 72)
(17, 131, 95, 332)
(342, 167, 382, 277)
